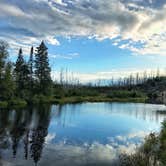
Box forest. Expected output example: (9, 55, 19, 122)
(0, 40, 165, 108)
(0, 40, 52, 108)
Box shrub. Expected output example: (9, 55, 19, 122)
(9, 98, 27, 108)
(0, 101, 8, 108)
(107, 90, 145, 99)
(118, 120, 166, 166)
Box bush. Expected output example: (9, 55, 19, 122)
(107, 90, 145, 99)
(64, 88, 99, 97)
(118, 120, 166, 166)
(0, 101, 8, 108)
(9, 98, 27, 108)
(32, 94, 54, 104)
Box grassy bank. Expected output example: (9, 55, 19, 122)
(0, 96, 147, 109)
(0, 99, 27, 109)
(51, 96, 147, 104)
(0, 89, 148, 109)
(52, 87, 148, 104)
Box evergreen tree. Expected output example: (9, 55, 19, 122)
(2, 62, 15, 100)
(14, 48, 25, 90)
(28, 46, 34, 89)
(35, 41, 52, 95)
(14, 48, 30, 98)
(0, 41, 9, 100)
(22, 62, 30, 89)
(0, 41, 8, 79)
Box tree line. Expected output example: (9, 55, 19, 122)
(55, 67, 164, 88)
(0, 40, 52, 103)
(0, 39, 164, 106)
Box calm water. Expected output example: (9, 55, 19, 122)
(0, 102, 166, 166)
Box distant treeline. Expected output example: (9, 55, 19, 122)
(54, 67, 164, 88)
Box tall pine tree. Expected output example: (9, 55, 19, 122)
(14, 48, 30, 98)
(35, 41, 52, 95)
(28, 46, 34, 89)
(14, 48, 25, 90)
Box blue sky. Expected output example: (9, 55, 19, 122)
(1, 0, 166, 82)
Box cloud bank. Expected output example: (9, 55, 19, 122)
(0, 0, 166, 55)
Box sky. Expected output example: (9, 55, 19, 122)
(1, 0, 166, 82)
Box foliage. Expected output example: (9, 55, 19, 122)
(0, 40, 54, 108)
(0, 41, 10, 101)
(106, 90, 145, 99)
(1, 62, 15, 100)
(0, 101, 8, 108)
(14, 48, 30, 97)
(35, 41, 52, 95)
(0, 39, 164, 108)
(8, 99, 27, 108)
(118, 120, 166, 166)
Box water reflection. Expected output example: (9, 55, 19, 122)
(51, 103, 166, 127)
(0, 103, 166, 166)
(0, 105, 51, 165)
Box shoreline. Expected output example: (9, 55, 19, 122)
(50, 96, 147, 104)
(0, 96, 148, 109)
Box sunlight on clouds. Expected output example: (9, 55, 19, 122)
(46, 36, 60, 45)
(0, 3, 26, 17)
(51, 0, 67, 6)
(0, 0, 166, 55)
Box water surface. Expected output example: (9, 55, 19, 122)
(0, 102, 166, 166)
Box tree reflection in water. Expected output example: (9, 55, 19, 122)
(30, 105, 51, 165)
(0, 103, 166, 166)
(0, 105, 51, 165)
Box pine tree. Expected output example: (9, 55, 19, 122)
(0, 41, 9, 100)
(14, 48, 30, 98)
(28, 46, 34, 88)
(0, 41, 8, 79)
(14, 48, 25, 90)
(35, 41, 52, 95)
(22, 62, 30, 89)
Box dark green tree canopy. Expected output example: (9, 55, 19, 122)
(14, 48, 30, 97)
(0, 41, 9, 79)
(0, 40, 53, 104)
(35, 41, 52, 95)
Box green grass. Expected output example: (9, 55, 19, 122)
(0, 99, 27, 109)
(0, 89, 148, 109)
(52, 87, 148, 104)
(0, 101, 8, 108)
(51, 96, 147, 104)
(8, 99, 27, 108)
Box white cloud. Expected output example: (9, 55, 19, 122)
(50, 0, 67, 6)
(0, 3, 26, 17)
(0, 0, 166, 55)
(49, 52, 79, 60)
(46, 36, 60, 45)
